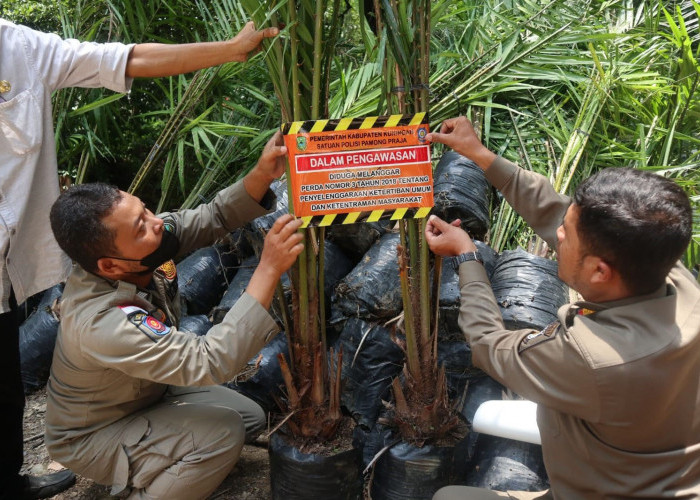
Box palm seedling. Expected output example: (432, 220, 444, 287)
(369, 0, 463, 445)
(240, 0, 348, 443)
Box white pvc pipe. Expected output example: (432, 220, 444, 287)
(472, 400, 542, 445)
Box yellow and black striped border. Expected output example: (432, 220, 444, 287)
(283, 112, 431, 228)
(299, 206, 432, 229)
(281, 112, 428, 135)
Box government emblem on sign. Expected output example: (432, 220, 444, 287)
(296, 136, 308, 151)
(417, 127, 427, 142)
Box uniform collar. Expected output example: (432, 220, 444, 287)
(580, 282, 669, 311)
(72, 265, 153, 308)
(565, 282, 670, 326)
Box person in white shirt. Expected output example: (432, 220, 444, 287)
(0, 18, 277, 500)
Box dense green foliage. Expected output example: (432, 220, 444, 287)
(1, 0, 69, 31)
(4, 0, 699, 269)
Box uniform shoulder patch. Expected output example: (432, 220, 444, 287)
(518, 321, 559, 353)
(118, 305, 171, 342)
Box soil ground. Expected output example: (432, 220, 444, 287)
(21, 388, 272, 500)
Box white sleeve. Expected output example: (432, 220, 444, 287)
(17, 22, 135, 93)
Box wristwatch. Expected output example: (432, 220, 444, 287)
(451, 250, 483, 270)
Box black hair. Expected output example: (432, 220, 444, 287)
(573, 168, 692, 295)
(49, 183, 123, 273)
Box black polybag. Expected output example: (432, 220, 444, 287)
(458, 374, 548, 491)
(177, 243, 238, 315)
(212, 240, 352, 326)
(432, 152, 491, 240)
(334, 233, 402, 320)
(16, 291, 44, 324)
(178, 314, 212, 336)
(464, 434, 549, 491)
(461, 374, 509, 424)
(332, 317, 404, 428)
(228, 227, 255, 262)
(475, 240, 499, 278)
(490, 248, 569, 330)
(353, 422, 392, 469)
(210, 255, 276, 325)
(370, 435, 471, 500)
(438, 240, 498, 341)
(227, 332, 289, 413)
(320, 240, 355, 301)
(242, 179, 289, 255)
(269, 432, 363, 500)
(325, 220, 394, 262)
(19, 284, 64, 393)
(460, 372, 520, 478)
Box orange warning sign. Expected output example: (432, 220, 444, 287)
(281, 114, 433, 226)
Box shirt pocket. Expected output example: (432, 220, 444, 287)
(0, 90, 43, 155)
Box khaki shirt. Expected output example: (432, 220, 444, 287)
(45, 180, 279, 462)
(459, 157, 700, 498)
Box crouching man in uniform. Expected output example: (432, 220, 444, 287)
(425, 117, 699, 499)
(44, 132, 304, 499)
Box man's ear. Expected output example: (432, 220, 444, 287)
(586, 256, 632, 301)
(96, 257, 122, 277)
(590, 257, 614, 285)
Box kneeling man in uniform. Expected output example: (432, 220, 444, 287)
(425, 117, 699, 499)
(44, 132, 303, 499)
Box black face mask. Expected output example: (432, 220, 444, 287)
(102, 228, 180, 275)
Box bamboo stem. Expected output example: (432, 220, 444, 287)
(290, 0, 301, 120)
(395, 64, 406, 114)
(398, 243, 420, 379)
(277, 279, 294, 372)
(311, 0, 324, 119)
(306, 228, 319, 349)
(298, 232, 310, 347)
(319, 227, 327, 355)
(311, 343, 325, 405)
(75, 149, 90, 185)
(419, 218, 430, 347)
(322, 0, 343, 117)
(431, 255, 442, 371)
(420, 0, 430, 108)
(406, 217, 419, 272)
(271, 7, 291, 122)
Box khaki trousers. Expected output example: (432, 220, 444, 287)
(74, 385, 265, 500)
(433, 486, 552, 500)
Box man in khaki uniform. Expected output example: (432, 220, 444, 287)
(44, 132, 304, 499)
(1, 18, 279, 499)
(425, 117, 699, 499)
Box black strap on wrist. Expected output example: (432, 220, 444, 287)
(451, 250, 484, 270)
